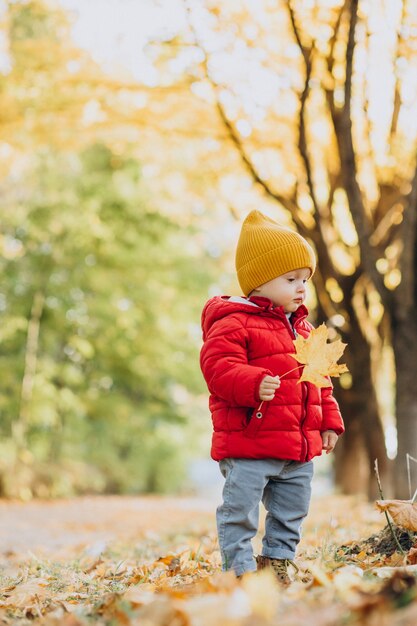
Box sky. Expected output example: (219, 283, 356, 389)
(59, 0, 186, 83)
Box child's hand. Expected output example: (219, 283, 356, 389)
(321, 430, 338, 454)
(259, 375, 281, 401)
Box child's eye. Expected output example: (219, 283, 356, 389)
(287, 278, 295, 283)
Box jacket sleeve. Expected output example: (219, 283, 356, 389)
(320, 385, 345, 435)
(200, 316, 272, 407)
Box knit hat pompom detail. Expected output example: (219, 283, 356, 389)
(235, 210, 316, 296)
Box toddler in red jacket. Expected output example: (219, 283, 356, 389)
(200, 210, 344, 583)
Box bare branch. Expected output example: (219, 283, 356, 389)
(333, 0, 392, 308)
(324, 0, 348, 118)
(369, 198, 404, 247)
(187, 0, 348, 318)
(361, 25, 377, 171)
(327, 170, 341, 212)
(314, 267, 343, 320)
(287, 4, 317, 213)
(287, 0, 311, 66)
(389, 0, 406, 142)
(183, 0, 298, 214)
(397, 157, 417, 314)
(214, 102, 299, 214)
(287, 1, 344, 278)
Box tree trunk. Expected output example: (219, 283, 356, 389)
(392, 313, 417, 498)
(13, 290, 45, 453)
(333, 414, 368, 494)
(333, 307, 390, 499)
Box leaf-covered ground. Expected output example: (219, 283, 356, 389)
(0, 494, 416, 625)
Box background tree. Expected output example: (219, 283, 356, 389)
(0, 143, 214, 497)
(146, 0, 417, 496)
(0, 0, 222, 498)
(4, 0, 416, 498)
(330, 0, 417, 498)
(163, 1, 388, 496)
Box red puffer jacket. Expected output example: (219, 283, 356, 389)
(200, 295, 344, 462)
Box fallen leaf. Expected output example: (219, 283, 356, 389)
(95, 592, 131, 625)
(368, 564, 417, 578)
(180, 589, 250, 626)
(50, 615, 86, 626)
(375, 500, 417, 531)
(134, 596, 189, 626)
(78, 556, 103, 574)
(304, 562, 332, 587)
(157, 554, 182, 575)
(366, 569, 417, 609)
(0, 577, 23, 595)
(406, 545, 417, 565)
(290, 324, 348, 387)
(383, 552, 406, 568)
(123, 586, 157, 607)
(0, 578, 50, 609)
(196, 571, 238, 594)
(241, 569, 280, 619)
(332, 565, 364, 595)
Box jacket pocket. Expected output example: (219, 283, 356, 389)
(243, 403, 269, 439)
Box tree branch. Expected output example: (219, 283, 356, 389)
(324, 0, 347, 119)
(187, 0, 349, 321)
(287, 1, 340, 279)
(369, 197, 404, 247)
(389, 0, 406, 142)
(397, 157, 417, 316)
(333, 0, 392, 309)
(215, 102, 299, 214)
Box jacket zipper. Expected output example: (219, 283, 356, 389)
(300, 382, 309, 461)
(288, 315, 309, 460)
(254, 314, 300, 418)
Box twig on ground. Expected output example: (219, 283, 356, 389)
(374, 459, 405, 556)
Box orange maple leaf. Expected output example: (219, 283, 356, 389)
(289, 324, 348, 388)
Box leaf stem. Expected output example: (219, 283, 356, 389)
(374, 459, 405, 555)
(280, 365, 304, 379)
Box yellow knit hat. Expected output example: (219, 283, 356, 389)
(235, 210, 316, 296)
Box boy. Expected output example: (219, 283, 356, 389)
(200, 210, 344, 583)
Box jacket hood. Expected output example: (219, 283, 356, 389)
(201, 295, 308, 340)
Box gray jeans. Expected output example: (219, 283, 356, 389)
(217, 457, 314, 577)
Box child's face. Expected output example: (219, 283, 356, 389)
(251, 267, 311, 312)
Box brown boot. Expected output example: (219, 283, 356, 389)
(256, 555, 299, 586)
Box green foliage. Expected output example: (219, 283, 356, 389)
(0, 144, 213, 497)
